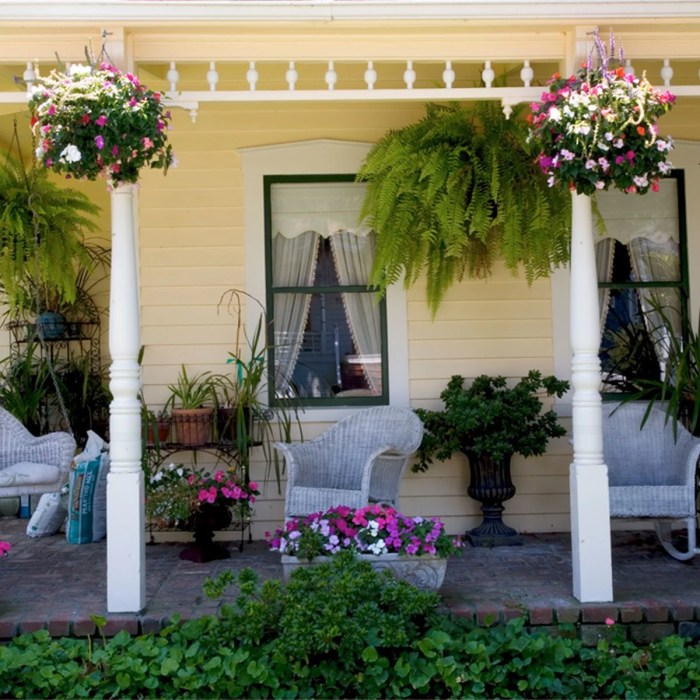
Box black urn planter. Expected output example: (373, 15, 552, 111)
(180, 502, 233, 563)
(465, 451, 523, 547)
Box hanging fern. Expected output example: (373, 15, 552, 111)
(0, 157, 101, 312)
(357, 102, 571, 315)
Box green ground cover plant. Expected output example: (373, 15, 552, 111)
(1, 552, 699, 698)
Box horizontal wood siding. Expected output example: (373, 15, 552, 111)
(134, 99, 576, 539)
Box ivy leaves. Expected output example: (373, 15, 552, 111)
(358, 102, 571, 315)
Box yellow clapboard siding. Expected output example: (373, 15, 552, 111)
(143, 188, 244, 209)
(411, 358, 554, 380)
(142, 305, 231, 326)
(410, 318, 552, 340)
(140, 247, 240, 268)
(140, 207, 241, 229)
(140, 285, 245, 307)
(503, 493, 570, 515)
(511, 476, 569, 495)
(141, 228, 243, 247)
(401, 475, 469, 498)
(132, 99, 568, 535)
(143, 267, 245, 287)
(411, 338, 552, 361)
(409, 300, 551, 321)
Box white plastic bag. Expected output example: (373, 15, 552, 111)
(26, 492, 67, 538)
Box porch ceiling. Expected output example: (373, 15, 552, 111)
(1, 0, 700, 24)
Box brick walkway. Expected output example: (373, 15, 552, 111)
(1, 516, 699, 643)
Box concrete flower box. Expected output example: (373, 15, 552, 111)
(281, 552, 448, 591)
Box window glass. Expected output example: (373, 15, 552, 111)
(596, 173, 687, 394)
(266, 177, 387, 405)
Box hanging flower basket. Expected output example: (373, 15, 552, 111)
(28, 62, 174, 189)
(528, 31, 676, 196)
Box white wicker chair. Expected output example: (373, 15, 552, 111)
(0, 407, 76, 498)
(604, 401, 700, 561)
(275, 406, 423, 520)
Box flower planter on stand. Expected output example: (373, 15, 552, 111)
(466, 452, 523, 547)
(180, 501, 233, 563)
(281, 552, 448, 591)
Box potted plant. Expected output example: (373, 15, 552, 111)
(414, 371, 570, 546)
(165, 365, 217, 446)
(180, 467, 260, 562)
(142, 407, 171, 446)
(0, 157, 102, 318)
(142, 461, 259, 561)
(217, 289, 302, 488)
(529, 29, 675, 197)
(267, 504, 462, 591)
(0, 342, 51, 435)
(622, 301, 700, 438)
(28, 61, 173, 190)
(357, 101, 571, 314)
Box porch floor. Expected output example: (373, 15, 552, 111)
(1, 516, 699, 642)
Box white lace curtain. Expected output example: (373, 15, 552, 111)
(272, 231, 319, 394)
(270, 181, 378, 396)
(595, 178, 681, 379)
(596, 236, 681, 379)
(329, 231, 381, 394)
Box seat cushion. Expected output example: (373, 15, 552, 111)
(609, 485, 696, 519)
(0, 462, 61, 487)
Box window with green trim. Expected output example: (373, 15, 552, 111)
(596, 171, 688, 395)
(264, 175, 388, 406)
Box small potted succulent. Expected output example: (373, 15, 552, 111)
(414, 371, 569, 546)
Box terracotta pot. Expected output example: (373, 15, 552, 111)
(171, 407, 213, 446)
(145, 420, 171, 446)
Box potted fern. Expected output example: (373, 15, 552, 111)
(414, 371, 569, 546)
(357, 101, 571, 314)
(0, 157, 102, 319)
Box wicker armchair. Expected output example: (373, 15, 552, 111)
(604, 401, 700, 561)
(275, 406, 423, 520)
(0, 407, 76, 498)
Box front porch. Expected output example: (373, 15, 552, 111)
(1, 516, 698, 644)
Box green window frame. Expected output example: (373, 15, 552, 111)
(597, 171, 689, 397)
(264, 173, 389, 407)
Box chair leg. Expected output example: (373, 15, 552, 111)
(654, 518, 699, 561)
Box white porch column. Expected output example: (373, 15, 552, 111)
(106, 184, 146, 613)
(569, 191, 613, 602)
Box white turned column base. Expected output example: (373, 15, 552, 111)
(107, 470, 146, 612)
(570, 462, 613, 602)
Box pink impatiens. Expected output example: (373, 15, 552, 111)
(267, 504, 463, 561)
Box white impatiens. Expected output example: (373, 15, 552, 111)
(59, 144, 81, 163)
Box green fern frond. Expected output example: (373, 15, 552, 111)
(0, 157, 101, 312)
(359, 101, 571, 314)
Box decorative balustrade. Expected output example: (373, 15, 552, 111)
(1, 55, 699, 119)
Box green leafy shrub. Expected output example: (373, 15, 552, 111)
(1, 555, 700, 698)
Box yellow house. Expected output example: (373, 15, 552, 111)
(0, 1, 699, 612)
